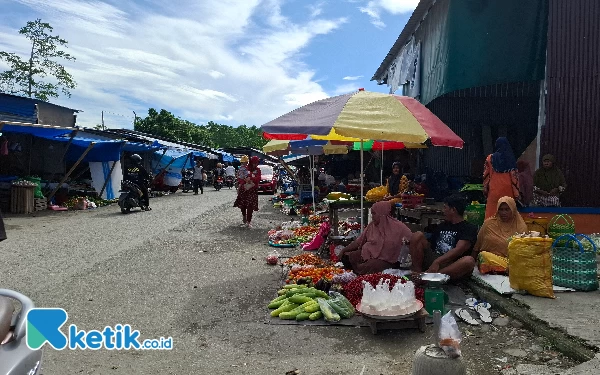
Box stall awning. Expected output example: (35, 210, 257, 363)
(0, 121, 75, 137)
(122, 142, 165, 153)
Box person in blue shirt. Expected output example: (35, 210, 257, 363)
(332, 178, 346, 193)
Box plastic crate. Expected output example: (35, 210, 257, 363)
(401, 194, 424, 208)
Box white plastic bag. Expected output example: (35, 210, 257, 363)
(439, 311, 462, 358)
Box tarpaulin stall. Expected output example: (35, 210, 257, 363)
(151, 148, 195, 187)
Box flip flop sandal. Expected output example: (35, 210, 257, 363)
(454, 308, 480, 325)
(473, 304, 493, 324)
(465, 298, 491, 310)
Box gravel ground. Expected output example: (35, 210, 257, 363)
(1, 189, 578, 374)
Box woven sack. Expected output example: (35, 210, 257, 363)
(548, 214, 575, 246)
(552, 234, 598, 291)
(508, 237, 555, 298)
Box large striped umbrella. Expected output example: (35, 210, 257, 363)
(261, 89, 463, 231)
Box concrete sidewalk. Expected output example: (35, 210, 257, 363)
(469, 257, 600, 374)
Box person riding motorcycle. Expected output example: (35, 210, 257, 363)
(213, 163, 225, 185)
(124, 154, 151, 211)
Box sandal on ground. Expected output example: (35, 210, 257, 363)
(473, 304, 493, 323)
(465, 298, 491, 310)
(454, 308, 480, 325)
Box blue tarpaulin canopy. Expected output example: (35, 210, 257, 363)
(122, 142, 165, 153)
(1, 123, 74, 138)
(153, 148, 194, 170)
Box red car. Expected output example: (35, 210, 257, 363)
(257, 165, 277, 193)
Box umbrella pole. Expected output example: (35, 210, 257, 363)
(380, 147, 383, 186)
(311, 155, 316, 214)
(360, 139, 364, 233)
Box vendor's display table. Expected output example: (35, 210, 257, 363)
(328, 200, 373, 236)
(396, 203, 445, 232)
(11, 186, 35, 214)
(362, 308, 428, 335)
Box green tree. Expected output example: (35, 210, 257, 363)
(134, 108, 268, 149)
(0, 19, 76, 101)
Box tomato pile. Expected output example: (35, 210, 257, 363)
(342, 273, 425, 307)
(286, 266, 343, 284)
(284, 253, 327, 266)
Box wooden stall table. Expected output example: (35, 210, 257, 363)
(327, 199, 374, 236)
(396, 203, 446, 232)
(11, 185, 35, 214)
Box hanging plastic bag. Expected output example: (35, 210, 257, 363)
(439, 311, 462, 358)
(327, 291, 355, 318)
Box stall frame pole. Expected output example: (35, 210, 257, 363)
(47, 142, 95, 202)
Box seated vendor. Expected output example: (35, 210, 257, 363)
(382, 162, 403, 206)
(473, 196, 527, 274)
(332, 178, 346, 193)
(338, 201, 413, 275)
(409, 195, 477, 280)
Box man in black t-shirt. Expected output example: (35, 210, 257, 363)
(409, 195, 477, 280)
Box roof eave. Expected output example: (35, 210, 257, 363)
(371, 0, 436, 83)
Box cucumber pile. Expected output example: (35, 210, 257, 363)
(268, 284, 355, 322)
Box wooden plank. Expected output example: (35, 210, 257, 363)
(47, 143, 95, 202)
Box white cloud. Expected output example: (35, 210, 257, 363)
(0, 0, 347, 128)
(333, 83, 360, 95)
(359, 0, 419, 28)
(343, 75, 363, 80)
(308, 1, 325, 17)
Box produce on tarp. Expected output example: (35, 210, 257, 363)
(286, 266, 343, 284)
(342, 273, 425, 307)
(267, 285, 355, 322)
(284, 253, 328, 266)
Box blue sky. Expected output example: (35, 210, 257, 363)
(0, 0, 417, 128)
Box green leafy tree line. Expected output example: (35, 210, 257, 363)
(0, 19, 76, 101)
(134, 108, 267, 149)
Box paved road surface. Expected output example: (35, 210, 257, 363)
(1, 189, 577, 374)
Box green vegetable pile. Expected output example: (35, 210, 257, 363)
(268, 284, 355, 322)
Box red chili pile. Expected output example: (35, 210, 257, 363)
(342, 273, 425, 307)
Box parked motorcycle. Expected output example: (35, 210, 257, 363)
(0, 289, 43, 375)
(225, 176, 235, 189)
(118, 180, 147, 213)
(214, 176, 224, 191)
(181, 169, 194, 193)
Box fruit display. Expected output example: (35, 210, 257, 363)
(268, 225, 320, 246)
(286, 266, 343, 284)
(267, 284, 355, 322)
(400, 175, 409, 193)
(308, 215, 327, 225)
(284, 253, 327, 266)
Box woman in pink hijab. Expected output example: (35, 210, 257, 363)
(338, 201, 413, 275)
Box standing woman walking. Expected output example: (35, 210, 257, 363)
(234, 156, 261, 228)
(483, 137, 521, 219)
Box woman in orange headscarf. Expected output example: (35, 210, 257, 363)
(338, 201, 413, 275)
(234, 156, 261, 228)
(473, 196, 527, 274)
(483, 138, 521, 219)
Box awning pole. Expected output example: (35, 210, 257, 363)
(60, 129, 79, 163)
(360, 139, 364, 233)
(153, 148, 167, 171)
(47, 142, 95, 202)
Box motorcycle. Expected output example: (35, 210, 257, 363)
(0, 289, 43, 375)
(225, 176, 235, 189)
(181, 169, 194, 193)
(118, 180, 147, 213)
(214, 176, 224, 191)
